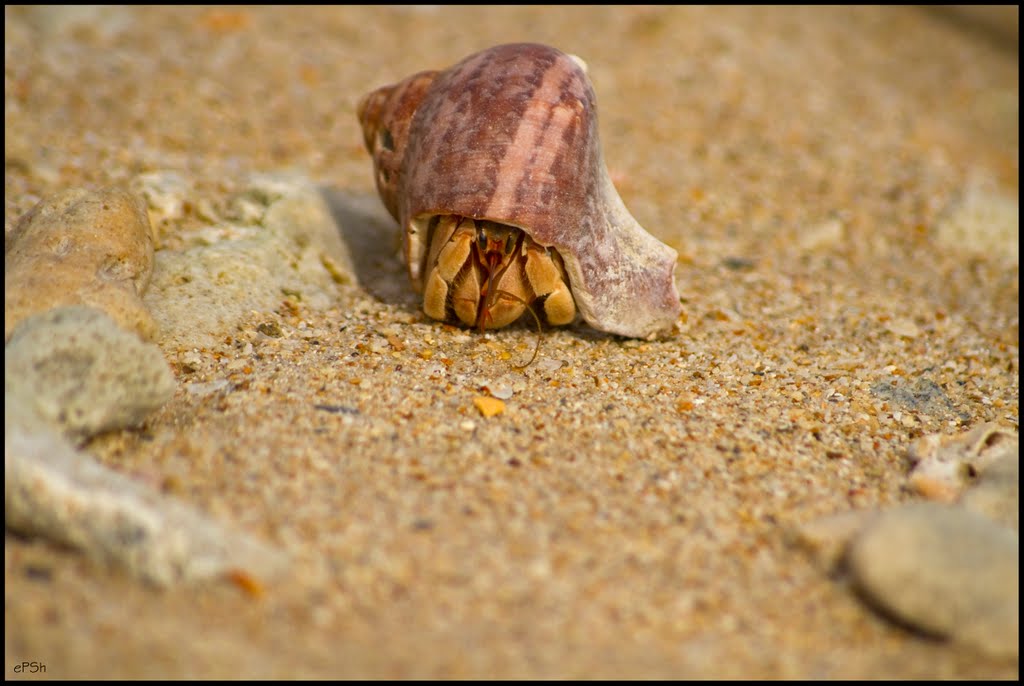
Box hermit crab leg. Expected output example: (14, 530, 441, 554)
(476, 231, 525, 332)
(474, 231, 544, 367)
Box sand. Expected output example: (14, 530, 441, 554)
(4, 6, 1018, 679)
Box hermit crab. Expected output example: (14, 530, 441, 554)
(357, 42, 681, 344)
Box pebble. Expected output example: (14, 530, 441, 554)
(5, 306, 176, 444)
(482, 380, 515, 400)
(908, 422, 1018, 504)
(846, 502, 1018, 659)
(5, 187, 158, 341)
(184, 379, 232, 397)
(935, 183, 1018, 262)
(144, 172, 357, 350)
(4, 423, 288, 587)
(535, 357, 565, 373)
(884, 318, 921, 339)
(869, 376, 967, 421)
(798, 216, 845, 252)
(473, 396, 506, 418)
(794, 425, 1020, 659)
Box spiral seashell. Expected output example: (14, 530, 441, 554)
(358, 42, 681, 340)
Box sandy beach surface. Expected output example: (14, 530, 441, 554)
(5, 6, 1018, 679)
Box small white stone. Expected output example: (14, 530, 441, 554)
(536, 357, 564, 373)
(484, 381, 514, 400)
(885, 319, 921, 339)
(799, 217, 845, 252)
(185, 379, 230, 396)
(935, 183, 1018, 262)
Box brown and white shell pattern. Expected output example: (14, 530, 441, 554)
(358, 42, 682, 339)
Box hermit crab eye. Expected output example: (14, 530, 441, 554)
(379, 128, 395, 152)
(504, 236, 516, 254)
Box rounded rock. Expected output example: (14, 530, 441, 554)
(5, 306, 176, 443)
(4, 186, 157, 341)
(847, 502, 1018, 659)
